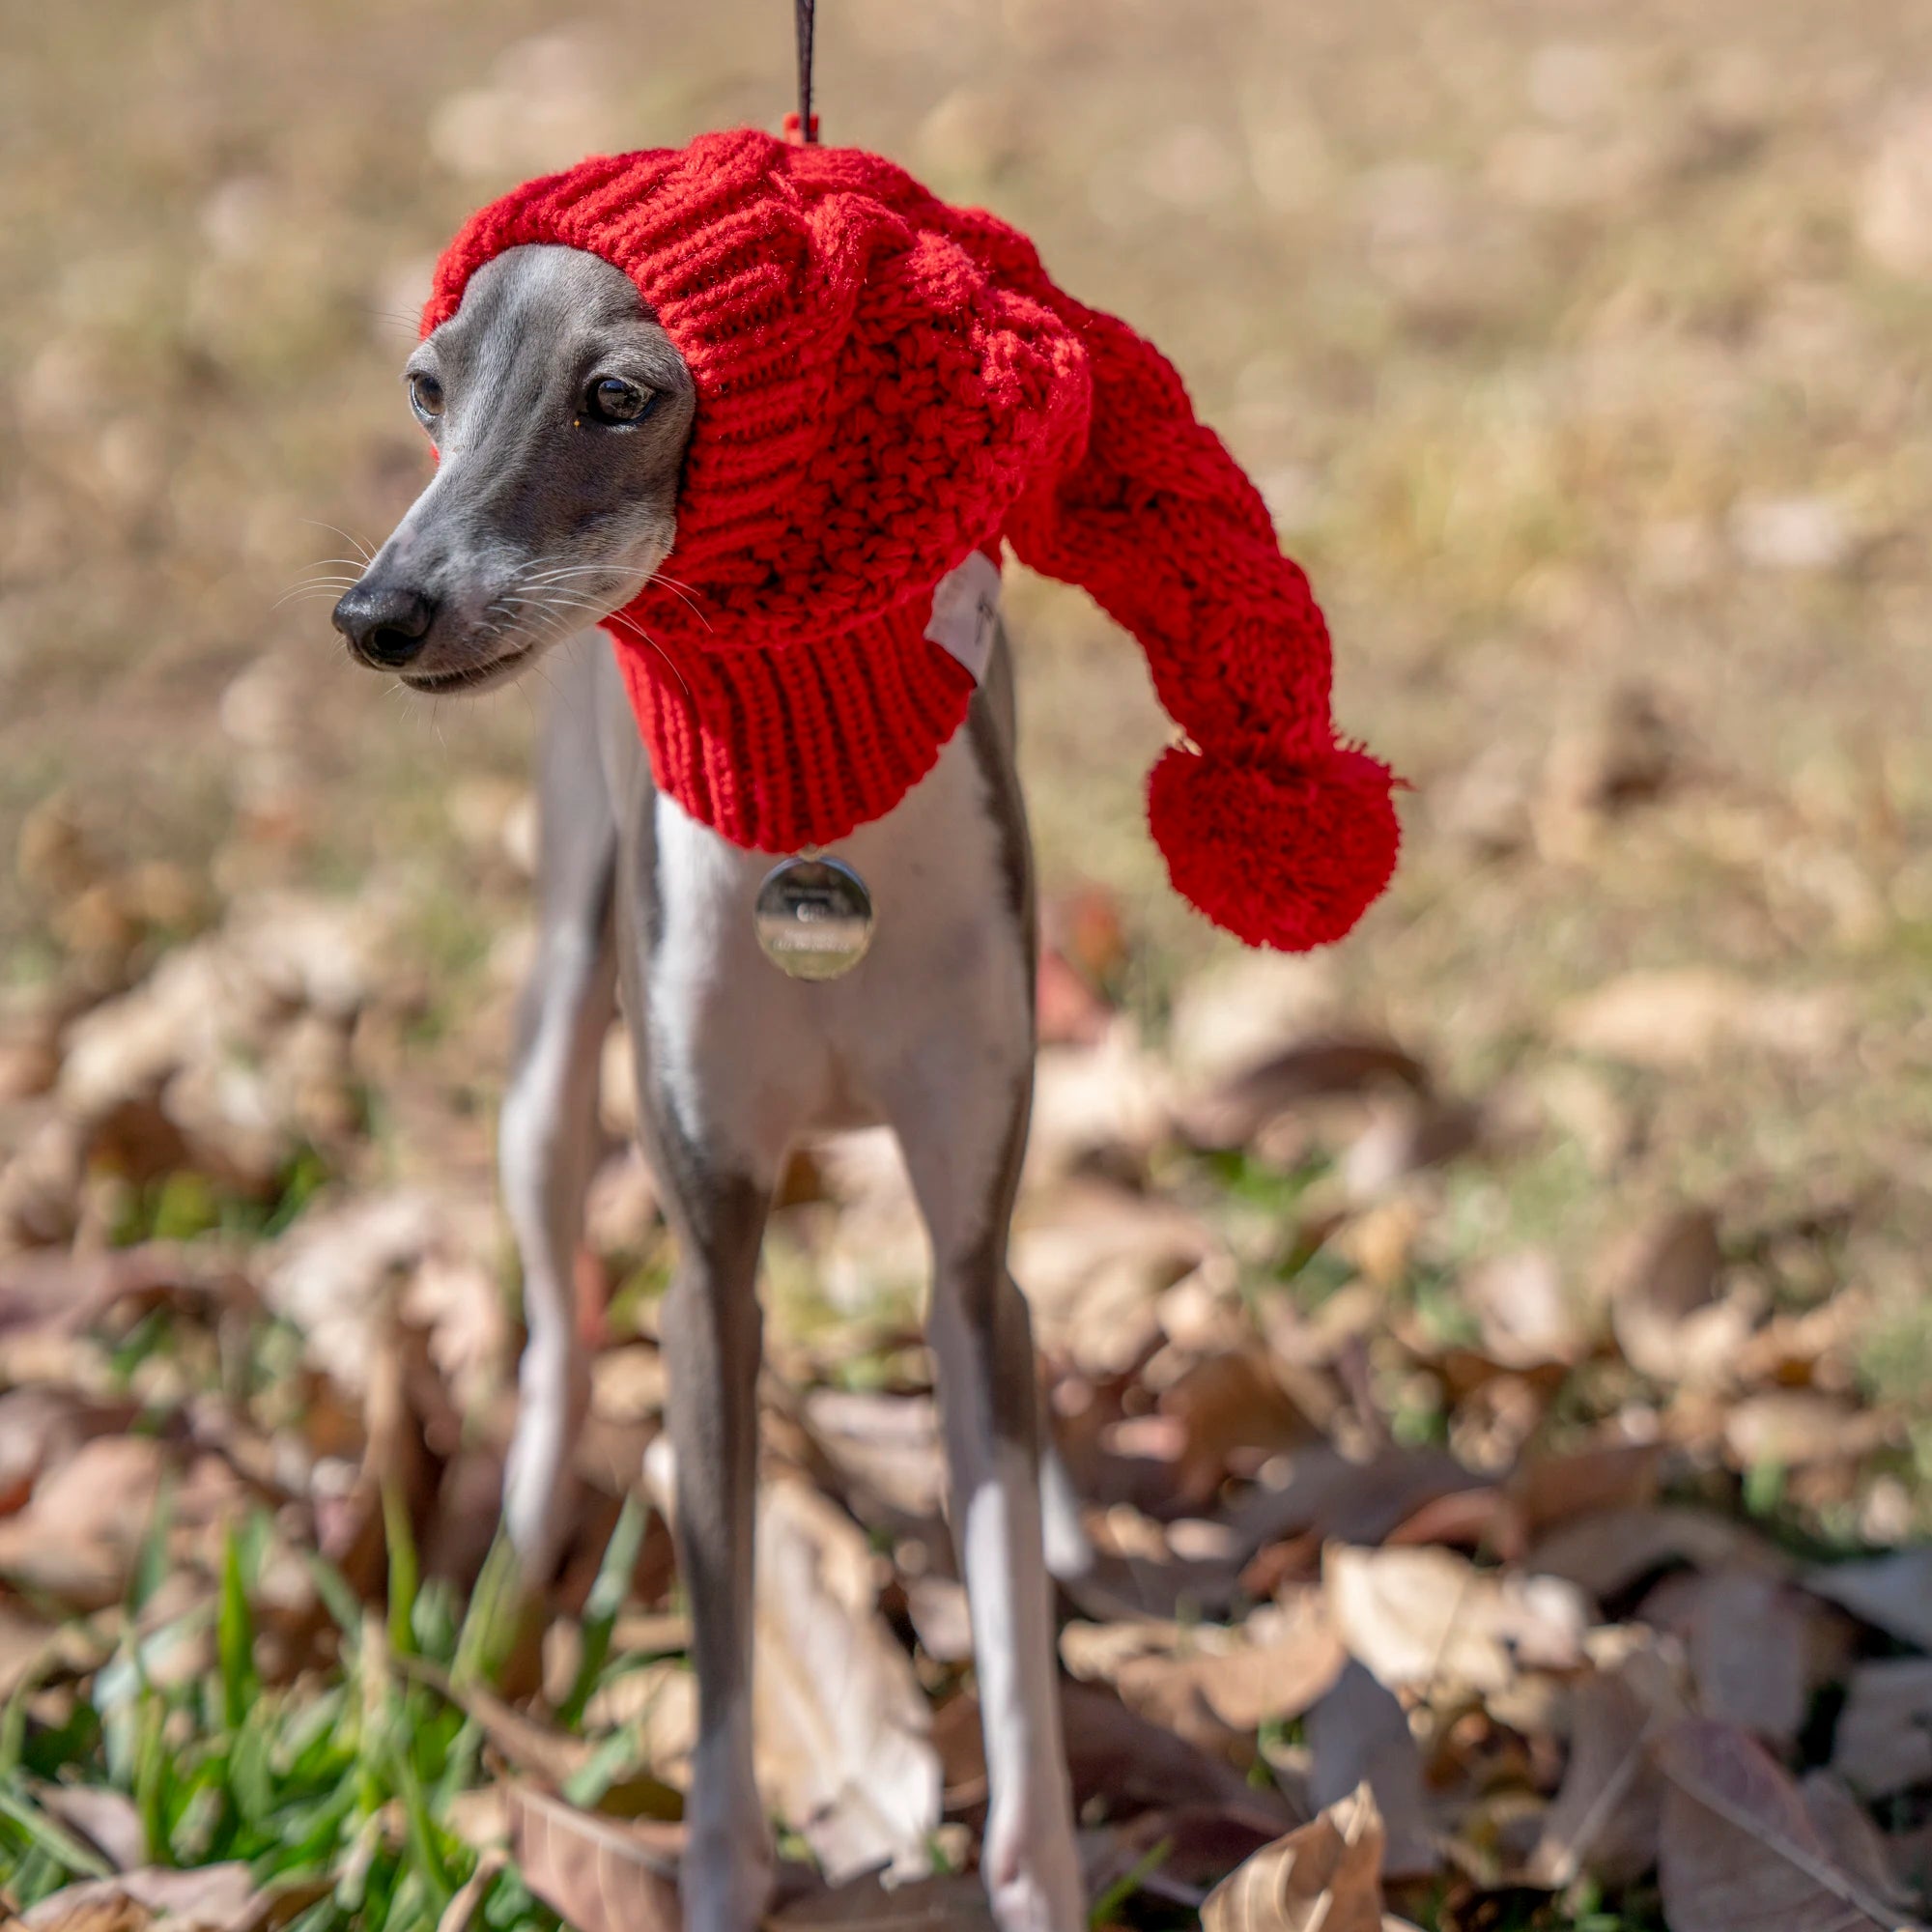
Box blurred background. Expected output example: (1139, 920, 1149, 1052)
(3, 2, 1932, 1928)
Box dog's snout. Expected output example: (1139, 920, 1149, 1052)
(332, 582, 439, 668)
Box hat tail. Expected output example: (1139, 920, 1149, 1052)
(1003, 298, 1399, 952)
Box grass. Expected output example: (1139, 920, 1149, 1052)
(0, 1503, 559, 1932)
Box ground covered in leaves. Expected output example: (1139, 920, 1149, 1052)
(6, 0, 1932, 1927)
(4, 834, 1932, 1932)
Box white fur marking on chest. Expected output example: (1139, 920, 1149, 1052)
(923, 552, 1003, 684)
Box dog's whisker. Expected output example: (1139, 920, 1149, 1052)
(297, 519, 377, 564)
(647, 573, 712, 630)
(273, 586, 361, 611)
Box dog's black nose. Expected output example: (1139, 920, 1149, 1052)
(332, 582, 439, 668)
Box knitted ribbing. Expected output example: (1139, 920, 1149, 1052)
(426, 128, 1400, 948)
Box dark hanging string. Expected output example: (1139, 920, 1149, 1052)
(794, 0, 818, 141)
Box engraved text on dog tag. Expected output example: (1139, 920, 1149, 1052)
(754, 855, 874, 980)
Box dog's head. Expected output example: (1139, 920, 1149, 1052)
(332, 244, 696, 694)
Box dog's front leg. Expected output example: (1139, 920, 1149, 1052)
(898, 1082, 1084, 1932)
(649, 1127, 774, 1932)
(499, 653, 621, 1580)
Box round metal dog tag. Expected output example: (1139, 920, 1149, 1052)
(754, 856, 874, 980)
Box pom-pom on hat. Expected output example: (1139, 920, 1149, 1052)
(426, 128, 1399, 952)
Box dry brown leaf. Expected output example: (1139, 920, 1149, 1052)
(262, 1192, 445, 1397)
(506, 1783, 682, 1932)
(1061, 1591, 1346, 1745)
(1605, 1207, 1752, 1386)
(1159, 1350, 1321, 1507)
(1057, 1678, 1292, 1833)
(1684, 1570, 1816, 1746)
(1023, 1024, 1170, 1184)
(33, 1783, 147, 1872)
(1724, 1391, 1895, 1470)
(23, 1863, 321, 1932)
(0, 1602, 76, 1701)
(1833, 1658, 1932, 1799)
(905, 1575, 974, 1664)
(752, 1478, 940, 1882)
(1305, 1662, 1437, 1881)
(1164, 954, 1343, 1090)
(1227, 1445, 1484, 1565)
(1178, 1037, 1429, 1151)
(1527, 1504, 1787, 1601)
(1801, 1774, 1919, 1919)
(0, 1434, 168, 1608)
(1806, 1549, 1932, 1652)
(1556, 969, 1848, 1070)
(1010, 1180, 1215, 1376)
(1323, 1544, 1587, 1694)
(1524, 1634, 1688, 1889)
(1513, 1440, 1663, 1539)
(1201, 1781, 1389, 1932)
(1461, 1249, 1583, 1369)
(1656, 1719, 1924, 1932)
(767, 1872, 997, 1930)
(799, 1388, 948, 1525)
(1339, 1094, 1481, 1201)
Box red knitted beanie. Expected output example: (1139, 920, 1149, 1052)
(426, 128, 1399, 952)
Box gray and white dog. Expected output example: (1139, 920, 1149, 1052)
(333, 245, 1087, 1932)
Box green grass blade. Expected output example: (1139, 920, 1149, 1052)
(383, 1481, 420, 1662)
(217, 1527, 258, 1733)
(0, 1782, 115, 1881)
(557, 1493, 650, 1730)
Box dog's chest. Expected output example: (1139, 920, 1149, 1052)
(641, 723, 1030, 1173)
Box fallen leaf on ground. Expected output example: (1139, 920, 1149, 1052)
(1227, 1446, 1484, 1566)
(1656, 1718, 1925, 1932)
(1177, 1037, 1429, 1151)
(1682, 1570, 1818, 1747)
(24, 1862, 323, 1932)
(752, 1478, 941, 1882)
(1800, 1773, 1920, 1920)
(506, 1783, 682, 1932)
(1523, 1632, 1687, 1889)
(770, 1871, 997, 1930)
(1556, 969, 1849, 1069)
(1023, 1023, 1170, 1183)
(1805, 1548, 1932, 1652)
(1605, 1207, 1752, 1385)
(1058, 1678, 1292, 1833)
(1324, 1543, 1587, 1694)
(1060, 1590, 1345, 1744)
(1511, 1439, 1663, 1539)
(800, 1387, 949, 1525)
(1527, 1504, 1787, 1601)
(33, 1782, 147, 1872)
(1159, 1350, 1321, 1507)
(1460, 1249, 1583, 1369)
(1723, 1390, 1895, 1469)
(1201, 1781, 1391, 1932)
(1833, 1658, 1932, 1799)
(0, 1433, 169, 1608)
(1304, 1662, 1438, 1881)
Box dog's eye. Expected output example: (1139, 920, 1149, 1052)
(409, 372, 445, 424)
(585, 377, 655, 425)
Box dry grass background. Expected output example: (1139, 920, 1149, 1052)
(3, 0, 1932, 1927)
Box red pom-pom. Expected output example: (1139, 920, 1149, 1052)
(1146, 742, 1401, 952)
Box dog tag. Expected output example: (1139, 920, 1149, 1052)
(754, 855, 874, 980)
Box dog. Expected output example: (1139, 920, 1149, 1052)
(334, 243, 1088, 1932)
